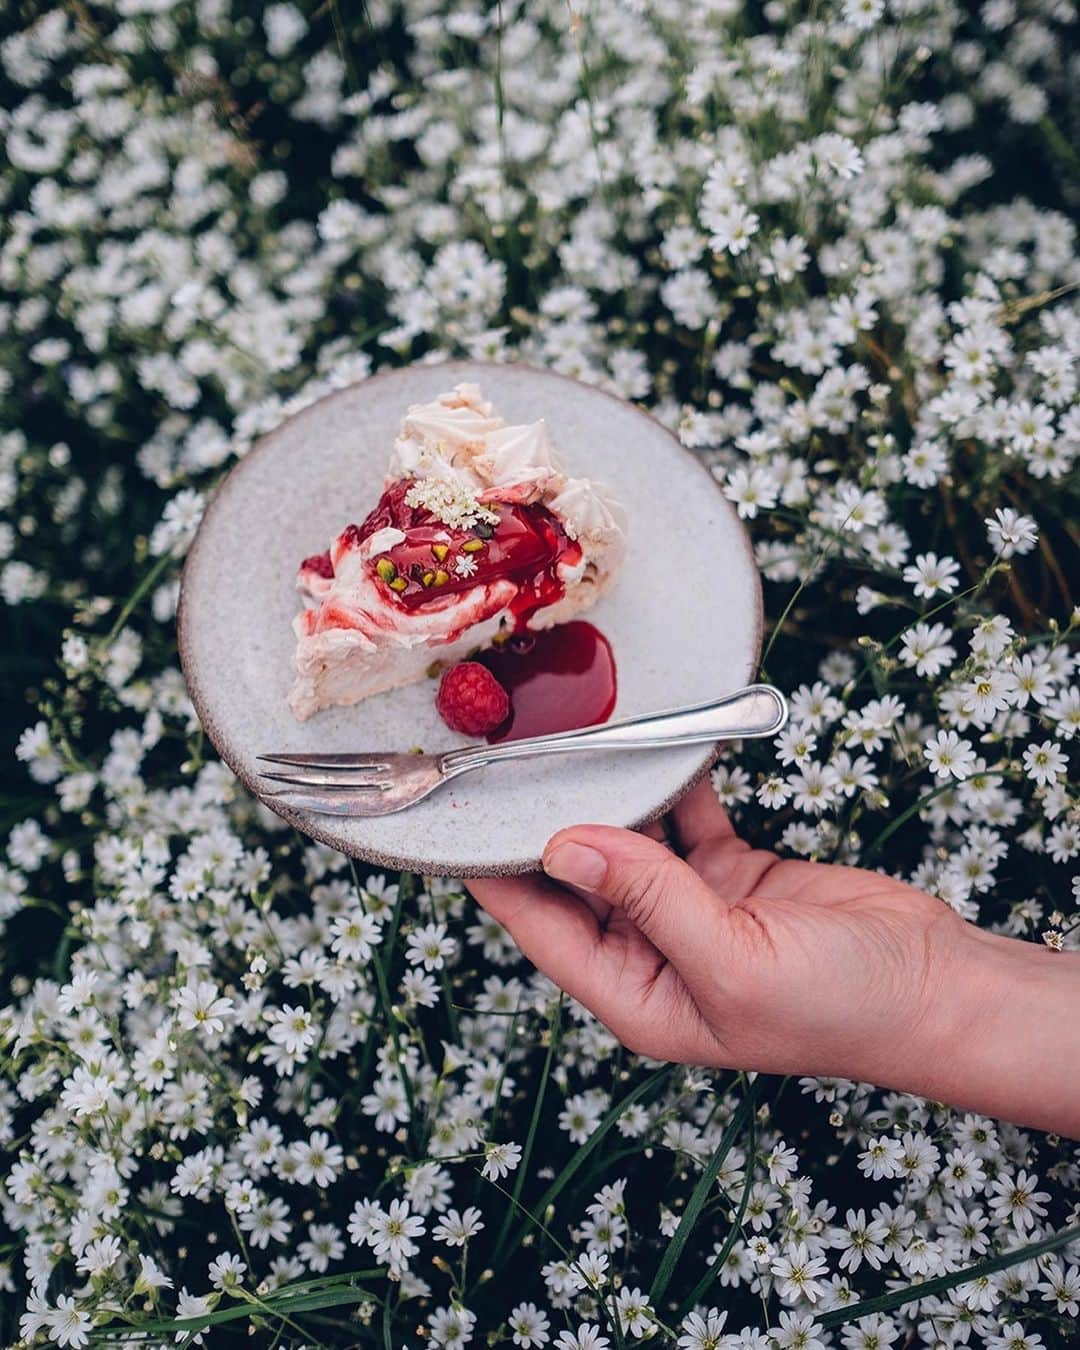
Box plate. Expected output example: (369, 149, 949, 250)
(178, 361, 763, 875)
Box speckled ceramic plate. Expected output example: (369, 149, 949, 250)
(178, 361, 763, 876)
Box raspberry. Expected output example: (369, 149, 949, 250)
(435, 661, 511, 737)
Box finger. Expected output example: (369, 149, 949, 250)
(466, 874, 613, 1010)
(541, 825, 727, 982)
(468, 874, 705, 1063)
(669, 775, 736, 854)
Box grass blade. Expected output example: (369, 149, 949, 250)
(677, 1104, 758, 1316)
(503, 1065, 672, 1260)
(492, 994, 563, 1262)
(649, 1078, 756, 1306)
(818, 1222, 1080, 1330)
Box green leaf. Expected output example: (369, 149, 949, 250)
(649, 1078, 756, 1307)
(676, 1104, 758, 1316)
(503, 1065, 672, 1261)
(91, 1280, 383, 1341)
(492, 994, 564, 1264)
(818, 1221, 1080, 1330)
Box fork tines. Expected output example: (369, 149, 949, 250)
(257, 754, 391, 791)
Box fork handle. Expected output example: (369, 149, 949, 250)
(440, 684, 787, 775)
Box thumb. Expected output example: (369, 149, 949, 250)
(542, 825, 728, 979)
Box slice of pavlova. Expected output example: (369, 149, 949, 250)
(288, 382, 626, 720)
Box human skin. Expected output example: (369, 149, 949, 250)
(467, 779, 1080, 1138)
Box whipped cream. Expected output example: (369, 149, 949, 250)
(547, 476, 627, 554)
(474, 421, 561, 504)
(386, 382, 625, 560)
(389, 382, 502, 485)
(362, 526, 407, 557)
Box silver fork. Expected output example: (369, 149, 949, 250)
(257, 684, 787, 817)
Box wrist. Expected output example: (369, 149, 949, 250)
(888, 925, 1080, 1135)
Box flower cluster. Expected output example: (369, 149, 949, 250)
(1, 0, 1078, 1347)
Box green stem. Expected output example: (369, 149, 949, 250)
(502, 1065, 672, 1262)
(440, 968, 460, 1044)
(860, 767, 1009, 864)
(105, 550, 175, 645)
(492, 994, 564, 1263)
(350, 862, 417, 1141)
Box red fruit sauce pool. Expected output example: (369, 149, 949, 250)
(479, 621, 617, 744)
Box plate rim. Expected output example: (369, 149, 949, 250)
(177, 359, 764, 877)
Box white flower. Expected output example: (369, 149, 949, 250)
(405, 921, 456, 971)
(988, 1169, 1051, 1233)
(722, 463, 780, 519)
(432, 1207, 484, 1247)
(707, 203, 760, 256)
(771, 1241, 829, 1303)
(289, 1130, 344, 1187)
(986, 506, 1038, 557)
(47, 1296, 92, 1348)
(454, 552, 478, 577)
(173, 980, 234, 1039)
(367, 1199, 425, 1269)
(857, 1135, 904, 1181)
(134, 1255, 173, 1294)
(429, 1304, 477, 1348)
(899, 622, 958, 677)
(941, 1147, 988, 1197)
(266, 1004, 317, 1055)
(75, 1235, 122, 1277)
(677, 1308, 727, 1350)
(1022, 740, 1067, 786)
(842, 0, 885, 30)
(559, 1093, 605, 1144)
(16, 721, 63, 783)
(924, 730, 978, 780)
(481, 1140, 522, 1181)
(613, 1286, 654, 1338)
(834, 1208, 889, 1272)
(902, 551, 961, 599)
(509, 1302, 551, 1348)
(330, 907, 383, 962)
(207, 1252, 246, 1290)
(770, 1310, 827, 1350)
(553, 1326, 610, 1350)
(404, 477, 499, 530)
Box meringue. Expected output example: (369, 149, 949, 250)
(288, 383, 625, 721)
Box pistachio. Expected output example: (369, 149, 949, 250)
(425, 661, 443, 679)
(472, 520, 495, 539)
(461, 538, 486, 553)
(375, 558, 397, 583)
(432, 569, 450, 587)
(389, 576, 408, 593)
(422, 570, 435, 587)
(431, 543, 449, 562)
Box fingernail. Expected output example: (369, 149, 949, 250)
(543, 842, 607, 892)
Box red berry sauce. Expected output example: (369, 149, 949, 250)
(301, 550, 335, 579)
(479, 622, 617, 744)
(346, 479, 583, 632)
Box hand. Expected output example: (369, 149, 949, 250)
(468, 779, 1080, 1136)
